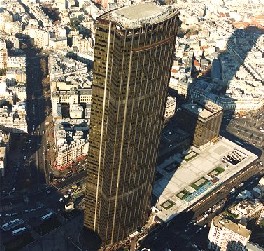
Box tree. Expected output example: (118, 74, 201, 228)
(0, 68, 6, 76)
(70, 16, 85, 30)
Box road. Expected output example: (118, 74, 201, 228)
(136, 107, 264, 251)
(138, 164, 263, 251)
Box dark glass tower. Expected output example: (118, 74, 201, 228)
(84, 2, 179, 245)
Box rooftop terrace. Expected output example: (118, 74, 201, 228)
(153, 137, 258, 222)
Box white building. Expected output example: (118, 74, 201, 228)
(0, 146, 6, 176)
(7, 55, 26, 70)
(164, 96, 176, 122)
(229, 200, 263, 221)
(0, 39, 7, 69)
(0, 103, 27, 133)
(208, 215, 251, 251)
(54, 122, 89, 170)
(0, 130, 10, 176)
(24, 27, 50, 49)
(69, 104, 83, 119)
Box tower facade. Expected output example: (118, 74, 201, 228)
(84, 3, 179, 245)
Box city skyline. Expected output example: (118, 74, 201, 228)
(0, 0, 263, 250)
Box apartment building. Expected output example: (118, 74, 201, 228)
(54, 122, 89, 170)
(208, 215, 251, 251)
(0, 39, 7, 70)
(0, 103, 27, 133)
(229, 200, 263, 221)
(0, 130, 10, 176)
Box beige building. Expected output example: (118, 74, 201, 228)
(72, 33, 94, 55)
(51, 82, 92, 119)
(7, 55, 26, 70)
(24, 27, 50, 49)
(208, 215, 251, 251)
(56, 139, 88, 168)
(164, 96, 176, 122)
(6, 69, 27, 85)
(230, 200, 263, 221)
(0, 130, 10, 176)
(54, 123, 89, 169)
(49, 37, 67, 50)
(0, 146, 6, 176)
(0, 104, 27, 133)
(0, 39, 7, 70)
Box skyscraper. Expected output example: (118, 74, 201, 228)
(84, 2, 180, 245)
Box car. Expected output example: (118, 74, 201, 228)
(46, 190, 51, 195)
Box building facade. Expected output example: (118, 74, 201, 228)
(0, 39, 7, 70)
(177, 101, 223, 147)
(208, 215, 251, 251)
(84, 2, 180, 245)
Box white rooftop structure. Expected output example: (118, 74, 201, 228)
(102, 3, 179, 29)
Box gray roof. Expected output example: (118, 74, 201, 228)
(100, 3, 179, 29)
(115, 3, 163, 20)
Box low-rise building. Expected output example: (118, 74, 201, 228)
(7, 54, 26, 70)
(0, 39, 8, 70)
(208, 215, 251, 251)
(229, 200, 263, 221)
(54, 122, 89, 170)
(0, 103, 27, 133)
(24, 27, 50, 49)
(49, 37, 67, 50)
(164, 96, 176, 122)
(0, 130, 10, 176)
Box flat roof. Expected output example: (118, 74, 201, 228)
(213, 216, 251, 237)
(183, 103, 212, 119)
(100, 3, 179, 29)
(153, 137, 258, 222)
(115, 3, 163, 20)
(182, 101, 222, 120)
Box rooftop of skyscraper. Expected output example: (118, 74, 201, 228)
(99, 2, 179, 29)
